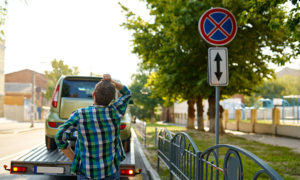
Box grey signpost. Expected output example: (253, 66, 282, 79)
(208, 47, 228, 145)
(198, 7, 237, 146)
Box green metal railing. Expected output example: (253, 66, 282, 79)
(134, 119, 147, 146)
(157, 128, 283, 180)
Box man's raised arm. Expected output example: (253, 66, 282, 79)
(102, 74, 131, 117)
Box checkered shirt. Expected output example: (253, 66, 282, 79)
(55, 86, 131, 179)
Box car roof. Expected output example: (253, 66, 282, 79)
(61, 75, 121, 83)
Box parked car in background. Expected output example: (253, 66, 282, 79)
(45, 76, 132, 152)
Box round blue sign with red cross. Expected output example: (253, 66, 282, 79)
(199, 7, 237, 46)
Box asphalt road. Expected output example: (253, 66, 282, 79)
(0, 123, 150, 180)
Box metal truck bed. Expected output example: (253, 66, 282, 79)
(10, 129, 135, 176)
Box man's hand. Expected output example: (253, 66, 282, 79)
(102, 74, 124, 91)
(102, 74, 111, 81)
(61, 146, 75, 161)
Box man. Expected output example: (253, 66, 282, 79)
(55, 74, 131, 179)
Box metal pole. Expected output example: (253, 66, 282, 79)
(292, 98, 295, 121)
(31, 71, 35, 128)
(155, 127, 157, 146)
(215, 86, 219, 145)
(297, 97, 299, 122)
(282, 97, 285, 121)
(215, 86, 219, 180)
(144, 122, 146, 147)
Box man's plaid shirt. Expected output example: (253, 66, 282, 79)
(55, 86, 131, 179)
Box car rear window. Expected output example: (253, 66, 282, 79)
(61, 79, 99, 99)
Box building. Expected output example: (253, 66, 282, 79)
(0, 40, 5, 117)
(4, 69, 48, 121)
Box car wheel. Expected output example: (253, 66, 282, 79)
(46, 136, 57, 151)
(122, 137, 131, 153)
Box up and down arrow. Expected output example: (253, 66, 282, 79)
(214, 53, 223, 81)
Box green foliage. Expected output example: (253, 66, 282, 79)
(257, 79, 287, 99)
(121, 0, 297, 105)
(244, 93, 261, 107)
(129, 72, 163, 121)
(287, 0, 300, 54)
(44, 59, 79, 100)
(0, 0, 7, 40)
(278, 75, 300, 95)
(246, 75, 300, 103)
(244, 74, 300, 107)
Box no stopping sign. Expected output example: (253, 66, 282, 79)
(199, 7, 237, 46)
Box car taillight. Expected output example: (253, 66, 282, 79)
(52, 84, 60, 108)
(48, 122, 57, 128)
(120, 169, 135, 176)
(11, 166, 27, 173)
(120, 124, 126, 130)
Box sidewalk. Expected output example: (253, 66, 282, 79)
(158, 121, 300, 154)
(225, 129, 300, 153)
(0, 118, 44, 134)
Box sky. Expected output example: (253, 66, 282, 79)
(3, 0, 300, 86)
(4, 0, 149, 85)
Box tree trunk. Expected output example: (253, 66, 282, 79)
(161, 106, 174, 123)
(208, 95, 225, 134)
(208, 95, 215, 132)
(219, 105, 225, 134)
(196, 96, 204, 131)
(150, 109, 155, 123)
(187, 99, 196, 129)
(161, 107, 167, 122)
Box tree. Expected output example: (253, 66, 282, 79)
(121, 0, 297, 132)
(287, 0, 300, 55)
(247, 75, 300, 103)
(129, 72, 163, 122)
(44, 59, 79, 100)
(0, 0, 7, 40)
(257, 79, 286, 99)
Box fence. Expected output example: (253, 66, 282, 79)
(157, 128, 283, 180)
(133, 118, 147, 146)
(224, 108, 300, 138)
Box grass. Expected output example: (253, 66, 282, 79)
(134, 123, 300, 180)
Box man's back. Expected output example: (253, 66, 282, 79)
(55, 75, 131, 179)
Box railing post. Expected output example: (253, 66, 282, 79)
(223, 109, 229, 129)
(235, 109, 241, 131)
(155, 127, 157, 146)
(272, 108, 280, 135)
(169, 137, 173, 180)
(157, 131, 160, 172)
(197, 151, 202, 180)
(144, 121, 146, 147)
(251, 109, 257, 133)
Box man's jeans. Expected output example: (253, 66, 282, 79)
(77, 170, 120, 180)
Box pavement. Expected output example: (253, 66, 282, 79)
(0, 118, 44, 134)
(225, 129, 300, 153)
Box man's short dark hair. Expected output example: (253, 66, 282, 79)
(94, 81, 116, 106)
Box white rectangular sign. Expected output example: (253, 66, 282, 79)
(208, 47, 228, 86)
(35, 166, 64, 174)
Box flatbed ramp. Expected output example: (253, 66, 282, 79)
(10, 129, 136, 177)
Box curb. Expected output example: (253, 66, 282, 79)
(0, 127, 44, 134)
(132, 129, 161, 180)
(15, 127, 44, 134)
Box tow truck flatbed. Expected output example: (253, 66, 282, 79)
(9, 129, 138, 178)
